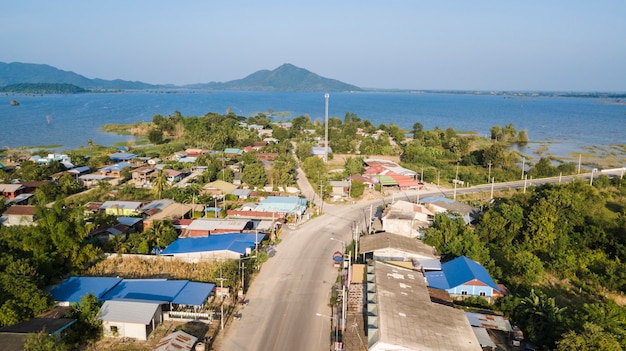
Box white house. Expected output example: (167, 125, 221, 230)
(100, 299, 165, 340)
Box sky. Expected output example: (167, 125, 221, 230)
(2, 1, 625, 91)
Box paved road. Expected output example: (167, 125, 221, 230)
(216, 167, 625, 350)
(218, 201, 377, 351)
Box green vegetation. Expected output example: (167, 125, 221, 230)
(0, 83, 88, 94)
(424, 177, 626, 349)
(0, 106, 622, 349)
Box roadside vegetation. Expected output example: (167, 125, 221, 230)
(0, 108, 623, 349)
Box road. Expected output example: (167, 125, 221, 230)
(216, 167, 625, 351)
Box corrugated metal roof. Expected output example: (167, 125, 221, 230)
(160, 233, 259, 256)
(172, 282, 216, 306)
(49, 276, 123, 303)
(153, 330, 198, 351)
(102, 279, 187, 302)
(100, 299, 163, 324)
(425, 256, 499, 292)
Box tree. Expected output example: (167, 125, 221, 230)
(350, 180, 365, 198)
(556, 323, 622, 351)
(152, 169, 170, 199)
(514, 289, 566, 349)
(344, 156, 365, 176)
(148, 129, 164, 144)
(64, 293, 102, 347)
(24, 331, 68, 351)
(242, 162, 267, 188)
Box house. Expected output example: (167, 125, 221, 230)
(78, 174, 115, 188)
(98, 162, 133, 178)
(100, 299, 164, 340)
(329, 180, 351, 199)
(425, 256, 503, 302)
(160, 233, 262, 261)
(109, 152, 137, 162)
(0, 183, 26, 199)
(183, 218, 253, 237)
(0, 317, 77, 351)
(100, 200, 146, 216)
(358, 232, 441, 271)
(231, 189, 253, 200)
(50, 276, 124, 305)
(131, 166, 156, 187)
(254, 196, 308, 217)
(419, 196, 481, 225)
(202, 180, 238, 197)
(381, 200, 434, 238)
(224, 148, 244, 157)
(163, 169, 185, 183)
(366, 261, 482, 351)
(0, 205, 37, 226)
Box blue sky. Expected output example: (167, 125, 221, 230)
(2, 1, 625, 91)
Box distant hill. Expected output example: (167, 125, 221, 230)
(186, 63, 362, 92)
(0, 62, 158, 90)
(0, 62, 362, 92)
(0, 83, 88, 94)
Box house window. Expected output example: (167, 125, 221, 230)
(110, 325, 118, 335)
(461, 290, 468, 296)
(480, 291, 486, 297)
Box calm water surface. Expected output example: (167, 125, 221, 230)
(0, 91, 624, 161)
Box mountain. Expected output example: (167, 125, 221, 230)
(186, 63, 362, 92)
(0, 62, 158, 90)
(0, 62, 362, 92)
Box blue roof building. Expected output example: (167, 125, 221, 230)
(48, 277, 215, 307)
(425, 256, 502, 301)
(49, 276, 123, 304)
(160, 233, 261, 261)
(109, 152, 137, 161)
(255, 196, 307, 216)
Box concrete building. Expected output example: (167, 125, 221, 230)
(100, 299, 164, 340)
(358, 232, 441, 271)
(366, 261, 482, 351)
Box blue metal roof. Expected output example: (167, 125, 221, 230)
(109, 152, 137, 161)
(49, 276, 123, 303)
(160, 233, 259, 255)
(255, 196, 308, 215)
(425, 256, 499, 291)
(172, 282, 216, 306)
(101, 279, 188, 302)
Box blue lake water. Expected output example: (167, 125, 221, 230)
(0, 91, 624, 161)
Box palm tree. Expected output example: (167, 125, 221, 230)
(152, 169, 170, 199)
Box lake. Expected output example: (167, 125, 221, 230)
(1, 90, 624, 162)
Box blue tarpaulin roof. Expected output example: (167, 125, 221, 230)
(49, 276, 123, 303)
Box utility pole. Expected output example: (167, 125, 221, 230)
(490, 177, 494, 200)
(216, 268, 228, 330)
(324, 93, 329, 164)
(487, 162, 492, 183)
(521, 157, 525, 180)
(578, 154, 581, 174)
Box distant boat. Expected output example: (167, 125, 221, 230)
(46, 115, 52, 124)
(10, 100, 20, 106)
